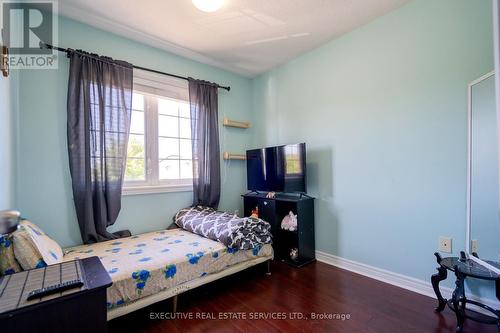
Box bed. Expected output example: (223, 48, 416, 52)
(3, 208, 273, 320)
(62, 228, 273, 320)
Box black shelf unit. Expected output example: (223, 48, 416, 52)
(242, 192, 315, 267)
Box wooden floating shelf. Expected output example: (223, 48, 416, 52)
(223, 152, 246, 160)
(223, 118, 250, 129)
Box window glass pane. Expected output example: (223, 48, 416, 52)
(125, 158, 145, 181)
(158, 98, 179, 116)
(132, 93, 144, 111)
(159, 159, 179, 179)
(126, 74, 194, 189)
(158, 115, 179, 137)
(179, 139, 192, 159)
(180, 160, 193, 179)
(179, 102, 190, 118)
(127, 134, 145, 158)
(130, 110, 144, 134)
(179, 118, 191, 139)
(159, 137, 179, 159)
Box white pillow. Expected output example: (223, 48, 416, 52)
(13, 220, 63, 268)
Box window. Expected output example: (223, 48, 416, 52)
(123, 70, 193, 195)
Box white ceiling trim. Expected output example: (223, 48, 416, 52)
(59, 2, 253, 77)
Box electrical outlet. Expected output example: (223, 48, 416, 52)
(471, 239, 478, 253)
(439, 236, 452, 253)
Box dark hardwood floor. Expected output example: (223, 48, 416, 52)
(108, 260, 497, 333)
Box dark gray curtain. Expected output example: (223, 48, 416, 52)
(189, 78, 221, 209)
(67, 50, 133, 244)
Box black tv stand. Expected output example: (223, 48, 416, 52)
(242, 192, 315, 267)
(246, 190, 260, 195)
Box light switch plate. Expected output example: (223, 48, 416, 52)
(439, 236, 452, 253)
(471, 239, 478, 253)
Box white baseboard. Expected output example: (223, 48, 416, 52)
(315, 250, 498, 315)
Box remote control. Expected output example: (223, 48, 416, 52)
(27, 279, 84, 300)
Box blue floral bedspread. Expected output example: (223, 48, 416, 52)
(62, 229, 273, 309)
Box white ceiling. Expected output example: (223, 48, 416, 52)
(59, 0, 410, 77)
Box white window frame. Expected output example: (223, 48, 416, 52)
(123, 69, 193, 196)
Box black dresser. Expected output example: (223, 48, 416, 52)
(243, 192, 315, 267)
(0, 256, 112, 333)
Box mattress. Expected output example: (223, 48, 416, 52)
(62, 229, 273, 309)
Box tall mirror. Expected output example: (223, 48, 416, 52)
(468, 71, 500, 272)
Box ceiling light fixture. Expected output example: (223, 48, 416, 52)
(192, 0, 224, 13)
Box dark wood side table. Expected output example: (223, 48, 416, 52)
(431, 252, 500, 332)
(0, 256, 112, 333)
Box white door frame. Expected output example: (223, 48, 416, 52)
(466, 69, 500, 274)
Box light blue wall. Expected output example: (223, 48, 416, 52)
(0, 68, 16, 210)
(16, 16, 255, 247)
(252, 0, 495, 299)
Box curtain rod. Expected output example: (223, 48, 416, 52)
(39, 42, 231, 91)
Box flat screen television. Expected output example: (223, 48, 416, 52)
(246, 143, 307, 193)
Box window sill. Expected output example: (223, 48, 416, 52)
(122, 184, 193, 196)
